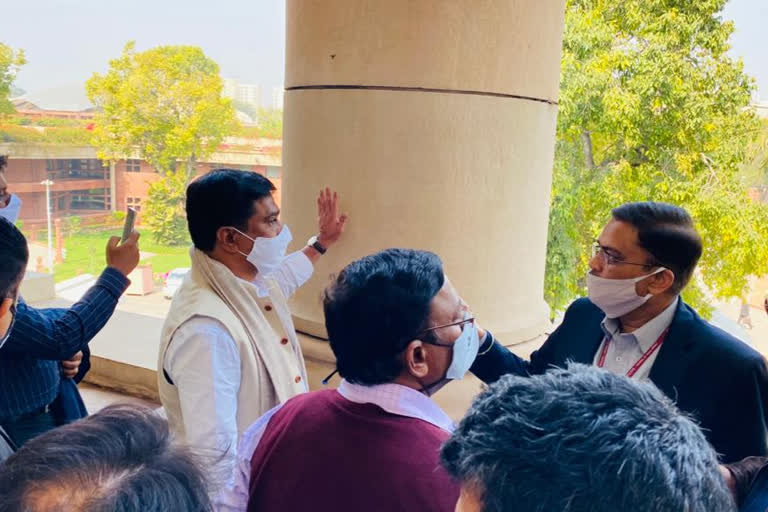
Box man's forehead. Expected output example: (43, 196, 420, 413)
(251, 195, 279, 217)
(429, 278, 460, 315)
(600, 219, 641, 253)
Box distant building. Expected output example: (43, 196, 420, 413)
(754, 101, 768, 119)
(0, 145, 282, 225)
(223, 78, 239, 101)
(12, 99, 95, 120)
(237, 83, 262, 108)
(223, 78, 262, 108)
(272, 87, 284, 110)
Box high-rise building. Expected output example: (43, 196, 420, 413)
(237, 83, 262, 108)
(222, 78, 239, 100)
(272, 86, 284, 110)
(222, 79, 262, 108)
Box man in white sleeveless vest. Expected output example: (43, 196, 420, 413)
(157, 169, 347, 488)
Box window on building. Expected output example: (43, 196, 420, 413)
(125, 159, 141, 172)
(126, 196, 142, 212)
(266, 167, 281, 179)
(69, 188, 109, 210)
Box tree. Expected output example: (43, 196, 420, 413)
(0, 43, 25, 115)
(86, 42, 236, 243)
(142, 172, 189, 245)
(545, 0, 768, 316)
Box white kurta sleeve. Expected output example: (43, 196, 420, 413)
(164, 317, 242, 490)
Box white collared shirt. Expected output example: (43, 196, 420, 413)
(593, 297, 679, 380)
(214, 379, 454, 511)
(163, 251, 313, 490)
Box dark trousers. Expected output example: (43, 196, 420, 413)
(2, 407, 56, 447)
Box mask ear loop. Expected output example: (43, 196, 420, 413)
(321, 369, 338, 386)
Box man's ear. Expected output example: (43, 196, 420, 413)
(402, 340, 430, 379)
(0, 297, 13, 322)
(216, 227, 242, 255)
(648, 268, 676, 295)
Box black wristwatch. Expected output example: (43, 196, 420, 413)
(307, 235, 327, 255)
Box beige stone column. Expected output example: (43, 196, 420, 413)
(283, 1, 565, 346)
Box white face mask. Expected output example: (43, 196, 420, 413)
(0, 195, 22, 224)
(586, 267, 667, 319)
(233, 224, 292, 276)
(421, 314, 479, 395)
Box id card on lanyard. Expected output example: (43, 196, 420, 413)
(597, 329, 669, 378)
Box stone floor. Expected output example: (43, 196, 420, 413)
(79, 383, 158, 413)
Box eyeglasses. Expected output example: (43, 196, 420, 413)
(591, 241, 657, 267)
(416, 316, 475, 346)
(395, 315, 475, 353)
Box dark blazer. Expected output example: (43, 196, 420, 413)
(470, 298, 768, 463)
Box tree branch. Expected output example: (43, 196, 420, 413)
(581, 131, 595, 169)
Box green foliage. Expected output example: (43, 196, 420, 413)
(0, 43, 25, 115)
(87, 42, 236, 244)
(232, 99, 258, 119)
(545, 0, 768, 315)
(86, 42, 236, 175)
(62, 216, 83, 237)
(111, 210, 126, 223)
(739, 118, 768, 188)
(49, 230, 190, 283)
(5, 116, 88, 127)
(0, 124, 94, 145)
(142, 172, 190, 245)
(234, 108, 283, 139)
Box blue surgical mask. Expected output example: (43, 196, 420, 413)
(0, 195, 22, 224)
(443, 316, 479, 380)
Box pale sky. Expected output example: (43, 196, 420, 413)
(2, 0, 766, 109)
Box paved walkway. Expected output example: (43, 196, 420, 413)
(80, 383, 158, 412)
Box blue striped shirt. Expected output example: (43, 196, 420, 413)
(0, 267, 128, 422)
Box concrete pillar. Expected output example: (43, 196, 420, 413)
(282, 0, 566, 343)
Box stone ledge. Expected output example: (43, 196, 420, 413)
(84, 329, 547, 422)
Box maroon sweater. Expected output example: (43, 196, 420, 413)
(247, 389, 459, 512)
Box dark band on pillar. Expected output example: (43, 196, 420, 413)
(285, 84, 558, 106)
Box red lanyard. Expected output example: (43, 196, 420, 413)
(597, 329, 669, 378)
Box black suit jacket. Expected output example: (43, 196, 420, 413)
(470, 297, 768, 463)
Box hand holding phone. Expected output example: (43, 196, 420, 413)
(122, 207, 137, 243)
(107, 208, 140, 276)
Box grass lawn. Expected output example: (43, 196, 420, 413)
(51, 231, 191, 283)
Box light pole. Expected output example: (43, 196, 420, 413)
(40, 179, 54, 273)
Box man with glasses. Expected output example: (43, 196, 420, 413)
(471, 201, 768, 463)
(216, 249, 469, 512)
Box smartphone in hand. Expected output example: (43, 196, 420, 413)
(121, 207, 137, 243)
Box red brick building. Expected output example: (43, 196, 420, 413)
(0, 143, 282, 224)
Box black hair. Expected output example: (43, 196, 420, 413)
(0, 217, 28, 299)
(186, 169, 276, 252)
(0, 404, 212, 512)
(323, 248, 445, 385)
(441, 364, 735, 512)
(611, 202, 702, 293)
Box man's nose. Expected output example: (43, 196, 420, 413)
(589, 252, 603, 274)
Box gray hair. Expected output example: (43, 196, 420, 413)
(441, 364, 735, 512)
(0, 404, 212, 512)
